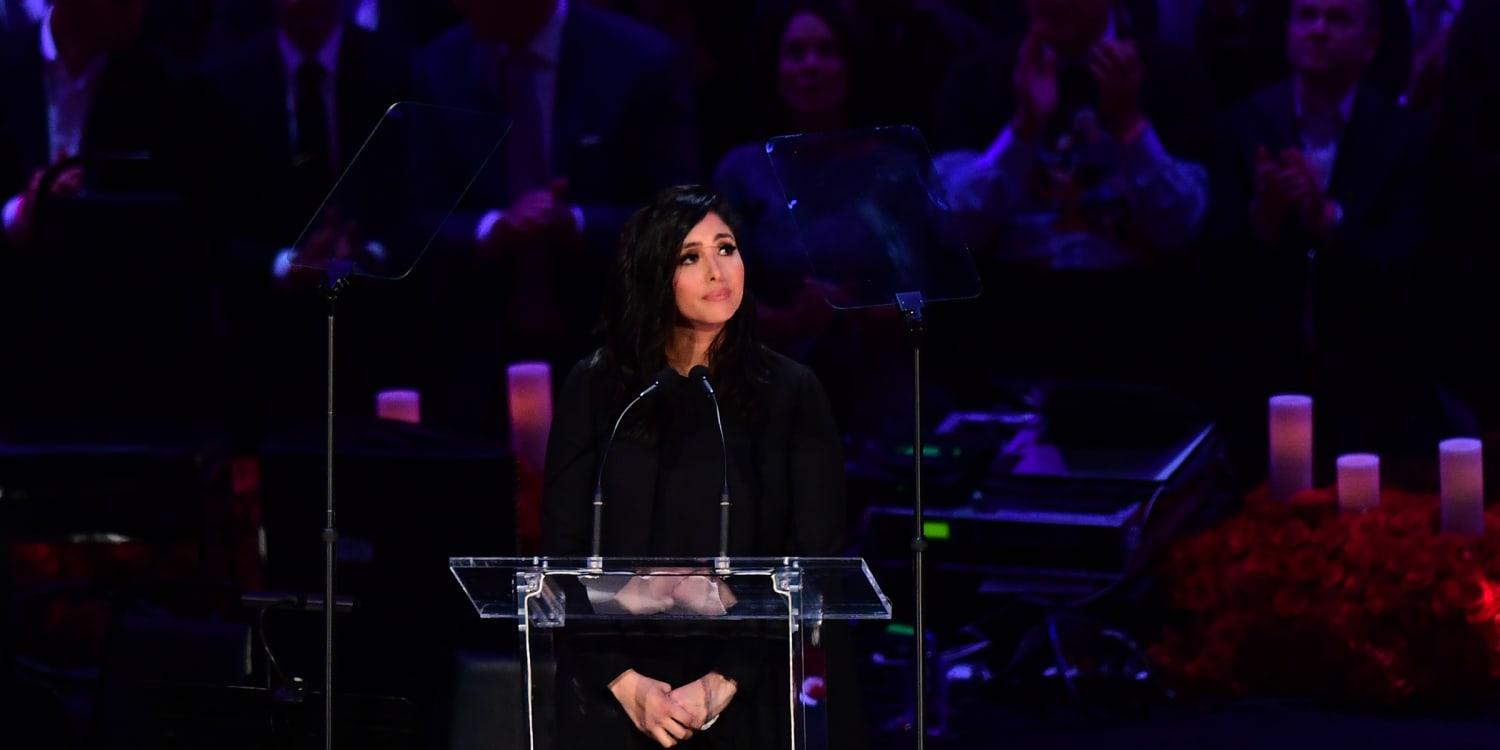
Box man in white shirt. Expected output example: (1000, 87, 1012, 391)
(0, 0, 207, 438)
(0, 0, 152, 248)
(202, 0, 410, 441)
(1205, 0, 1457, 477)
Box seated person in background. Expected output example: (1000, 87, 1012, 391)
(842, 0, 990, 139)
(542, 185, 859, 749)
(200, 0, 410, 446)
(1204, 0, 1470, 487)
(0, 0, 204, 438)
(1193, 0, 1414, 110)
(712, 0, 923, 438)
(409, 0, 701, 438)
(931, 0, 1213, 392)
(1, 0, 190, 250)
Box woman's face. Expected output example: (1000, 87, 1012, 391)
(672, 212, 744, 333)
(777, 11, 849, 119)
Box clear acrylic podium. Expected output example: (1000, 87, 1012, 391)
(450, 556, 891, 750)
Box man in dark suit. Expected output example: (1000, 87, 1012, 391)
(0, 0, 209, 438)
(1205, 0, 1462, 482)
(410, 0, 702, 437)
(201, 0, 410, 444)
(1194, 0, 1412, 109)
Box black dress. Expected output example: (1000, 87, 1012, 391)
(541, 347, 850, 749)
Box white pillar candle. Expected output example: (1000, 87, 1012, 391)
(1269, 395, 1314, 501)
(375, 389, 421, 424)
(1440, 438, 1485, 536)
(507, 362, 553, 475)
(1336, 454, 1380, 513)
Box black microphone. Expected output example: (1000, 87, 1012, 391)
(590, 367, 679, 570)
(688, 365, 731, 573)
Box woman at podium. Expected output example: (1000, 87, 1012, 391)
(542, 184, 849, 748)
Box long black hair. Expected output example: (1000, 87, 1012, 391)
(595, 185, 770, 439)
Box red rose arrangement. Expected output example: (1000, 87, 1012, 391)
(1150, 485, 1500, 706)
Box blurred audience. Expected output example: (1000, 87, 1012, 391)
(0, 0, 1488, 468)
(1203, 0, 1469, 484)
(1196, 0, 1296, 108)
(168, 0, 459, 62)
(0, 0, 206, 439)
(615, 0, 758, 172)
(1, 0, 189, 249)
(932, 0, 1213, 390)
(199, 0, 410, 444)
(712, 0, 922, 436)
(843, 0, 989, 140)
(1195, 0, 1413, 110)
(409, 0, 700, 437)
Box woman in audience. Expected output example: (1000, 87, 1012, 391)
(711, 0, 927, 439)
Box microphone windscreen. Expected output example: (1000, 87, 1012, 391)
(652, 367, 683, 394)
(688, 365, 715, 396)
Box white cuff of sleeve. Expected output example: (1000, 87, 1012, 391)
(3, 194, 23, 240)
(272, 247, 296, 280)
(476, 209, 503, 245)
